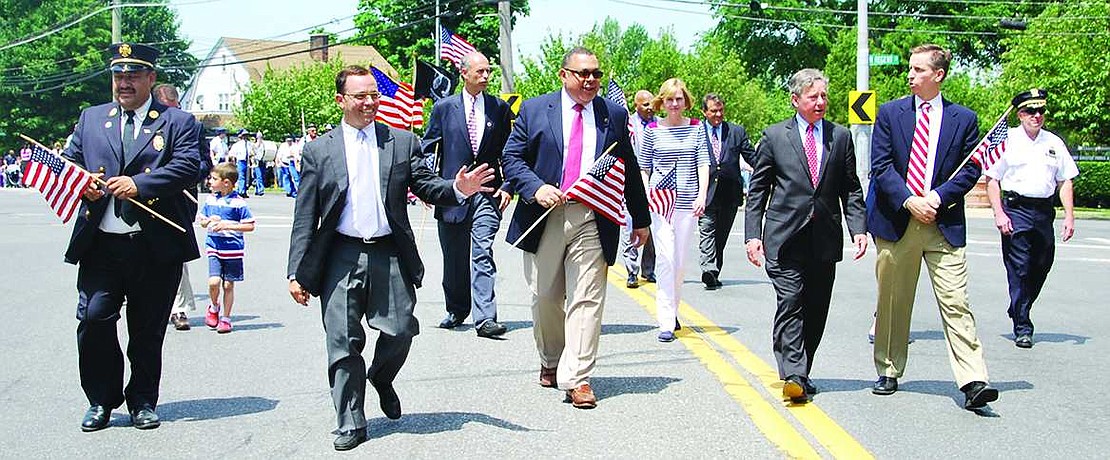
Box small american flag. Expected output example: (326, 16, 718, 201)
(22, 145, 94, 223)
(648, 167, 678, 224)
(565, 152, 627, 226)
(439, 26, 478, 69)
(970, 116, 1009, 171)
(370, 66, 424, 130)
(606, 78, 627, 108)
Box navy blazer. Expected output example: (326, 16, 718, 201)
(745, 117, 865, 262)
(63, 99, 201, 265)
(421, 92, 513, 223)
(287, 123, 459, 295)
(866, 96, 981, 247)
(705, 121, 755, 204)
(502, 91, 651, 265)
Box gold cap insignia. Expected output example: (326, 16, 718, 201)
(1030, 89, 1041, 97)
(119, 44, 132, 57)
(148, 110, 159, 119)
(153, 133, 165, 152)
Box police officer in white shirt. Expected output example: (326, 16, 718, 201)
(985, 88, 1079, 349)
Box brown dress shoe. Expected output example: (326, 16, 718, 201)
(539, 366, 557, 388)
(565, 383, 597, 409)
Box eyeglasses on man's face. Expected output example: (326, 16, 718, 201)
(344, 92, 381, 101)
(563, 67, 604, 80)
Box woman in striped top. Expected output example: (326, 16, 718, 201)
(638, 78, 710, 343)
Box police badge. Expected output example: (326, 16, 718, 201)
(153, 133, 165, 151)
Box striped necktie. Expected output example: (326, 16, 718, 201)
(906, 101, 932, 196)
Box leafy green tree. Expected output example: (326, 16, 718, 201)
(0, 0, 194, 146)
(235, 60, 347, 139)
(353, 0, 530, 76)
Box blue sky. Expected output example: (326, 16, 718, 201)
(170, 0, 716, 64)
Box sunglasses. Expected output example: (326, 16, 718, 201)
(563, 67, 604, 80)
(1020, 107, 1046, 115)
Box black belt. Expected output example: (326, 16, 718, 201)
(98, 230, 143, 240)
(1003, 191, 1053, 206)
(337, 233, 393, 245)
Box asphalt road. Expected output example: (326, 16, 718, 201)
(0, 187, 1106, 459)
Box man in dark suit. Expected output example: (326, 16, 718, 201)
(287, 65, 494, 451)
(422, 51, 514, 338)
(502, 47, 651, 409)
(744, 69, 866, 404)
(698, 93, 755, 290)
(64, 43, 201, 432)
(866, 44, 997, 411)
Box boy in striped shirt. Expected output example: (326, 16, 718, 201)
(198, 163, 256, 333)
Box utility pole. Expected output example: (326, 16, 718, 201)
(111, 0, 122, 43)
(434, 0, 441, 62)
(498, 0, 515, 93)
(852, 0, 871, 188)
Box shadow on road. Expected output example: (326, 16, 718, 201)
(156, 396, 279, 422)
(1000, 332, 1089, 345)
(590, 376, 682, 401)
(683, 278, 771, 287)
(365, 412, 535, 439)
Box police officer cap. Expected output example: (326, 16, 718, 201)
(109, 42, 158, 73)
(307, 123, 317, 129)
(285, 135, 294, 141)
(236, 128, 251, 137)
(214, 127, 227, 134)
(1012, 88, 1048, 110)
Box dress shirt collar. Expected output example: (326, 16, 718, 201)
(341, 120, 376, 146)
(914, 93, 942, 112)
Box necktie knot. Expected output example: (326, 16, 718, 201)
(919, 101, 931, 113)
(573, 103, 584, 113)
(124, 110, 135, 120)
(806, 123, 815, 134)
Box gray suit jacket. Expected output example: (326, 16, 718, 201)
(287, 122, 459, 295)
(744, 116, 866, 262)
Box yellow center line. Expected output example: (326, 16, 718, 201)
(610, 266, 873, 460)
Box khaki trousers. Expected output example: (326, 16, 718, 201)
(523, 203, 607, 390)
(873, 220, 989, 388)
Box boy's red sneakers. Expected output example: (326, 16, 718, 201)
(205, 305, 219, 329)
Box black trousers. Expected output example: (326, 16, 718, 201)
(698, 179, 742, 276)
(765, 250, 836, 380)
(1001, 195, 1056, 336)
(76, 231, 181, 411)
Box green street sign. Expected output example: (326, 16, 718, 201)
(869, 54, 901, 66)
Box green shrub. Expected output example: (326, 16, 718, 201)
(1074, 161, 1110, 208)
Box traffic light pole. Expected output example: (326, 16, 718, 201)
(852, 0, 872, 189)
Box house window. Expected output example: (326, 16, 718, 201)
(218, 93, 230, 112)
(195, 95, 204, 111)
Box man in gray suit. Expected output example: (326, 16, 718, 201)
(287, 65, 494, 451)
(744, 69, 867, 404)
(698, 93, 755, 290)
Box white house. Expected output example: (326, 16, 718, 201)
(181, 35, 399, 128)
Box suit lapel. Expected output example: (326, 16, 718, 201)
(817, 119, 835, 187)
(330, 130, 349, 197)
(102, 105, 123, 167)
(785, 117, 813, 187)
(375, 123, 394, 200)
(478, 93, 495, 154)
(933, 98, 958, 182)
(593, 98, 610, 159)
(898, 97, 916, 158)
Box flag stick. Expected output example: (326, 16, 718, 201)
(19, 133, 187, 233)
(416, 142, 439, 243)
(946, 106, 1013, 182)
(509, 142, 619, 248)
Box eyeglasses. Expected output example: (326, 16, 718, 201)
(344, 92, 381, 101)
(563, 67, 604, 80)
(1020, 107, 1046, 115)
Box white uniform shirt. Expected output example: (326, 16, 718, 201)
(230, 139, 250, 162)
(209, 136, 228, 162)
(985, 127, 1079, 198)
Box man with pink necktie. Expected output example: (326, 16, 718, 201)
(866, 44, 998, 411)
(503, 47, 651, 409)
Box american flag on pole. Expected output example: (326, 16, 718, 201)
(969, 116, 1009, 172)
(439, 26, 478, 69)
(22, 145, 94, 223)
(370, 66, 424, 129)
(606, 77, 637, 147)
(648, 167, 678, 224)
(565, 152, 627, 225)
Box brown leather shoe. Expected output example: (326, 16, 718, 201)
(170, 313, 190, 331)
(565, 383, 597, 409)
(538, 366, 557, 388)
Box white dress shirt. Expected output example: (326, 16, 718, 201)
(336, 122, 392, 239)
(99, 96, 152, 233)
(560, 89, 597, 180)
(463, 91, 485, 151)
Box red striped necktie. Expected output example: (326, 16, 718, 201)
(906, 101, 932, 196)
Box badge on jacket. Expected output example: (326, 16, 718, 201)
(153, 132, 165, 151)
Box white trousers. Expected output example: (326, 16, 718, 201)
(652, 210, 696, 332)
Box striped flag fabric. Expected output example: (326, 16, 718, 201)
(370, 66, 424, 129)
(565, 152, 627, 226)
(439, 26, 478, 69)
(22, 145, 94, 223)
(648, 167, 678, 224)
(970, 116, 1009, 171)
(606, 78, 627, 108)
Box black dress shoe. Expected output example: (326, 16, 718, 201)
(371, 380, 402, 420)
(872, 376, 898, 395)
(644, 274, 656, 283)
(702, 272, 720, 290)
(803, 379, 818, 396)
(81, 405, 111, 432)
(476, 320, 507, 338)
(333, 428, 368, 451)
(130, 405, 160, 430)
(1015, 334, 1033, 349)
(961, 381, 999, 410)
(438, 313, 464, 329)
(783, 375, 808, 403)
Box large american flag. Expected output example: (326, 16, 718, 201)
(970, 116, 1009, 172)
(22, 145, 94, 223)
(565, 152, 627, 225)
(370, 66, 424, 129)
(439, 26, 478, 69)
(648, 167, 678, 224)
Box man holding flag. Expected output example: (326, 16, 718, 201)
(503, 47, 650, 409)
(62, 42, 201, 431)
(984, 89, 1078, 349)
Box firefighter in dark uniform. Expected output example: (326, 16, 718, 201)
(984, 89, 1078, 349)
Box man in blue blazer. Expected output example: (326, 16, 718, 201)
(503, 47, 651, 409)
(64, 43, 201, 431)
(422, 52, 514, 338)
(866, 44, 997, 410)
